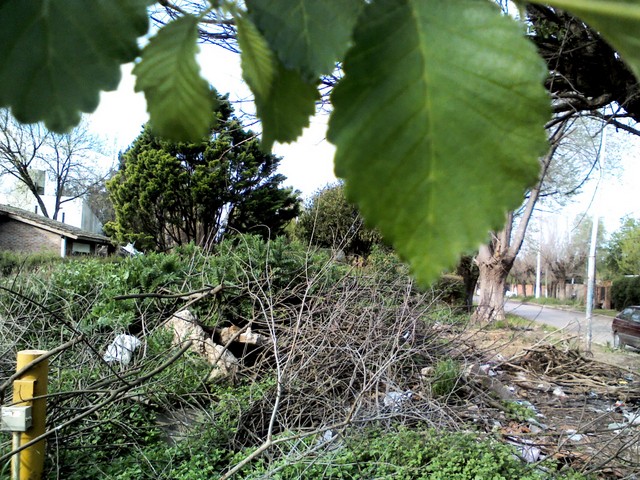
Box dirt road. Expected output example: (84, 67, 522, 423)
(504, 300, 614, 346)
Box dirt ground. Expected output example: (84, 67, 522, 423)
(472, 322, 640, 371)
(463, 323, 640, 479)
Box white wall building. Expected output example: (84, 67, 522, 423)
(0, 170, 103, 234)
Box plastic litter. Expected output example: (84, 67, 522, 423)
(552, 386, 566, 397)
(479, 364, 497, 377)
(103, 334, 141, 365)
(510, 438, 541, 463)
(121, 243, 142, 256)
(607, 422, 627, 431)
(565, 429, 583, 442)
(623, 410, 640, 426)
(383, 390, 413, 412)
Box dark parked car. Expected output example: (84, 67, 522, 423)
(612, 306, 640, 349)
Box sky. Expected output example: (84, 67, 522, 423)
(549, 128, 640, 236)
(87, 46, 337, 200)
(87, 42, 640, 235)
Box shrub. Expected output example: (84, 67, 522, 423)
(433, 274, 466, 306)
(0, 250, 62, 276)
(431, 358, 462, 397)
(296, 182, 383, 256)
(244, 427, 590, 479)
(611, 276, 640, 310)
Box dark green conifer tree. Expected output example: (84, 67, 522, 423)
(106, 95, 300, 250)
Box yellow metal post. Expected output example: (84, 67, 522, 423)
(12, 350, 48, 480)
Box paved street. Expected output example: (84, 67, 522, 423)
(504, 300, 614, 346)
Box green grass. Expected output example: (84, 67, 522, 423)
(518, 296, 582, 308)
(487, 313, 535, 330)
(515, 296, 618, 317)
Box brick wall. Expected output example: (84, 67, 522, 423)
(0, 218, 61, 255)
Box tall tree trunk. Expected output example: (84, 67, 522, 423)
(474, 248, 515, 321)
(472, 127, 565, 322)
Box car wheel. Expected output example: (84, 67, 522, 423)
(613, 332, 625, 349)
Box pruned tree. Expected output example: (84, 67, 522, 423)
(473, 108, 622, 320)
(510, 249, 537, 297)
(473, 120, 569, 321)
(105, 95, 301, 251)
(540, 218, 596, 299)
(0, 109, 107, 220)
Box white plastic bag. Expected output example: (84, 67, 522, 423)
(103, 334, 141, 365)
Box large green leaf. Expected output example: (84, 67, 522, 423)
(541, 0, 640, 80)
(246, 0, 363, 79)
(237, 16, 276, 99)
(134, 15, 214, 142)
(0, 0, 149, 132)
(254, 60, 319, 151)
(328, 0, 551, 285)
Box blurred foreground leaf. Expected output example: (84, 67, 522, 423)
(134, 15, 215, 142)
(329, 0, 551, 285)
(0, 0, 149, 132)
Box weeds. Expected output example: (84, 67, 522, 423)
(0, 237, 604, 478)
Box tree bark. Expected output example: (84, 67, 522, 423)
(474, 248, 514, 322)
(472, 124, 567, 322)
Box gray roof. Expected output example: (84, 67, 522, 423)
(0, 204, 111, 244)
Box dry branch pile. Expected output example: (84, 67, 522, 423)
(463, 340, 640, 477)
(3, 250, 640, 478)
(230, 273, 465, 447)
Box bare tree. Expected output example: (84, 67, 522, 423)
(473, 106, 623, 321)
(473, 121, 563, 321)
(510, 249, 537, 297)
(0, 109, 109, 221)
(541, 227, 587, 300)
(541, 215, 605, 299)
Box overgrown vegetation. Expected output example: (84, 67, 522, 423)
(611, 276, 640, 310)
(0, 251, 63, 276)
(0, 239, 606, 478)
(105, 95, 300, 251)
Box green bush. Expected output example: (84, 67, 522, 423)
(431, 358, 462, 397)
(0, 250, 62, 276)
(211, 234, 348, 325)
(295, 182, 383, 256)
(503, 400, 537, 422)
(244, 427, 590, 480)
(53, 378, 276, 480)
(611, 276, 640, 310)
(433, 274, 466, 306)
(51, 422, 593, 480)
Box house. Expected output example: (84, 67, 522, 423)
(0, 204, 112, 257)
(0, 169, 103, 234)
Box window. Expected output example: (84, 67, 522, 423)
(619, 308, 635, 320)
(71, 242, 91, 254)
